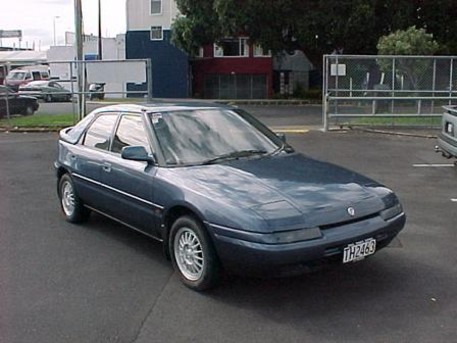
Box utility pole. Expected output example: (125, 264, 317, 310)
(74, 0, 85, 119)
(98, 0, 102, 60)
(53, 16, 60, 46)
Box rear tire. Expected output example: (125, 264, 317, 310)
(169, 216, 220, 291)
(58, 174, 90, 223)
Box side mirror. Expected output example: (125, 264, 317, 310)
(121, 146, 155, 163)
(276, 132, 286, 143)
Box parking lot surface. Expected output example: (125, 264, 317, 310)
(0, 129, 456, 343)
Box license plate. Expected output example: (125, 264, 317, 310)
(343, 238, 376, 263)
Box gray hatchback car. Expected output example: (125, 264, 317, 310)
(55, 103, 406, 291)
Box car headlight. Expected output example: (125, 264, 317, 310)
(380, 203, 403, 221)
(210, 223, 322, 244)
(267, 227, 322, 244)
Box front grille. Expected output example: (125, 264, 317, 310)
(319, 212, 379, 231)
(323, 231, 397, 259)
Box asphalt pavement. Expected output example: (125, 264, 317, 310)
(0, 125, 456, 342)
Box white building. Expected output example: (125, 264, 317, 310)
(125, 0, 189, 98)
(126, 0, 179, 31)
(46, 33, 130, 98)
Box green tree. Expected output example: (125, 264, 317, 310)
(377, 26, 439, 56)
(377, 26, 439, 89)
(172, 0, 387, 67)
(171, 0, 222, 56)
(172, 0, 451, 69)
(414, 0, 457, 54)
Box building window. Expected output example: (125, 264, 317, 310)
(253, 45, 271, 57)
(214, 38, 249, 57)
(150, 26, 163, 40)
(151, 0, 161, 14)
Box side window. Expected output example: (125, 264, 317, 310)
(83, 114, 118, 150)
(111, 114, 151, 154)
(32, 71, 41, 80)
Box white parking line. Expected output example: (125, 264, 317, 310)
(451, 199, 457, 202)
(412, 163, 455, 168)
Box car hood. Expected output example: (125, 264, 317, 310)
(161, 153, 393, 230)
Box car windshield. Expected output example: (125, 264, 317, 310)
(7, 72, 26, 81)
(149, 109, 283, 165)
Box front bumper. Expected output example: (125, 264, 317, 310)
(208, 212, 406, 276)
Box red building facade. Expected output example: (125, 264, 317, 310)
(191, 38, 273, 99)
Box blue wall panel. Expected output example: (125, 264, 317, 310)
(126, 30, 189, 98)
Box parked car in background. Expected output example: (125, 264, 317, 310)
(55, 103, 406, 291)
(4, 67, 50, 90)
(436, 105, 457, 165)
(19, 81, 72, 102)
(88, 83, 105, 100)
(0, 85, 39, 117)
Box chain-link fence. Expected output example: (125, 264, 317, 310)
(323, 55, 457, 130)
(0, 59, 151, 122)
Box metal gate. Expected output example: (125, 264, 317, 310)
(322, 55, 457, 130)
(204, 74, 267, 99)
(49, 59, 152, 119)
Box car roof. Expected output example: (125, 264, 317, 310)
(91, 102, 236, 115)
(60, 102, 237, 145)
(24, 81, 50, 86)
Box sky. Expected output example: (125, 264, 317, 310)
(0, 0, 126, 51)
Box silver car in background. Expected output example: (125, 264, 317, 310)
(436, 106, 457, 165)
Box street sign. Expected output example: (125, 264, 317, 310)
(0, 30, 22, 39)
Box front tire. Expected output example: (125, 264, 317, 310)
(22, 105, 35, 116)
(170, 216, 220, 291)
(58, 174, 90, 223)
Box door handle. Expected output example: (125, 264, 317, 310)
(103, 162, 112, 173)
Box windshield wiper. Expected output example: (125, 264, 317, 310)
(201, 149, 268, 165)
(270, 144, 295, 156)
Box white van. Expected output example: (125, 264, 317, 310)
(4, 66, 50, 90)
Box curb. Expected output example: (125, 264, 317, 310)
(348, 126, 438, 139)
(0, 127, 63, 133)
(216, 99, 321, 106)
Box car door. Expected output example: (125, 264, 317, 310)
(48, 82, 60, 100)
(101, 113, 161, 237)
(0, 87, 7, 116)
(4, 89, 22, 115)
(71, 112, 119, 211)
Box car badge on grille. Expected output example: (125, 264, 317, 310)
(347, 207, 355, 217)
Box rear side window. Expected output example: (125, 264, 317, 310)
(32, 71, 41, 80)
(111, 114, 151, 154)
(83, 114, 118, 150)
